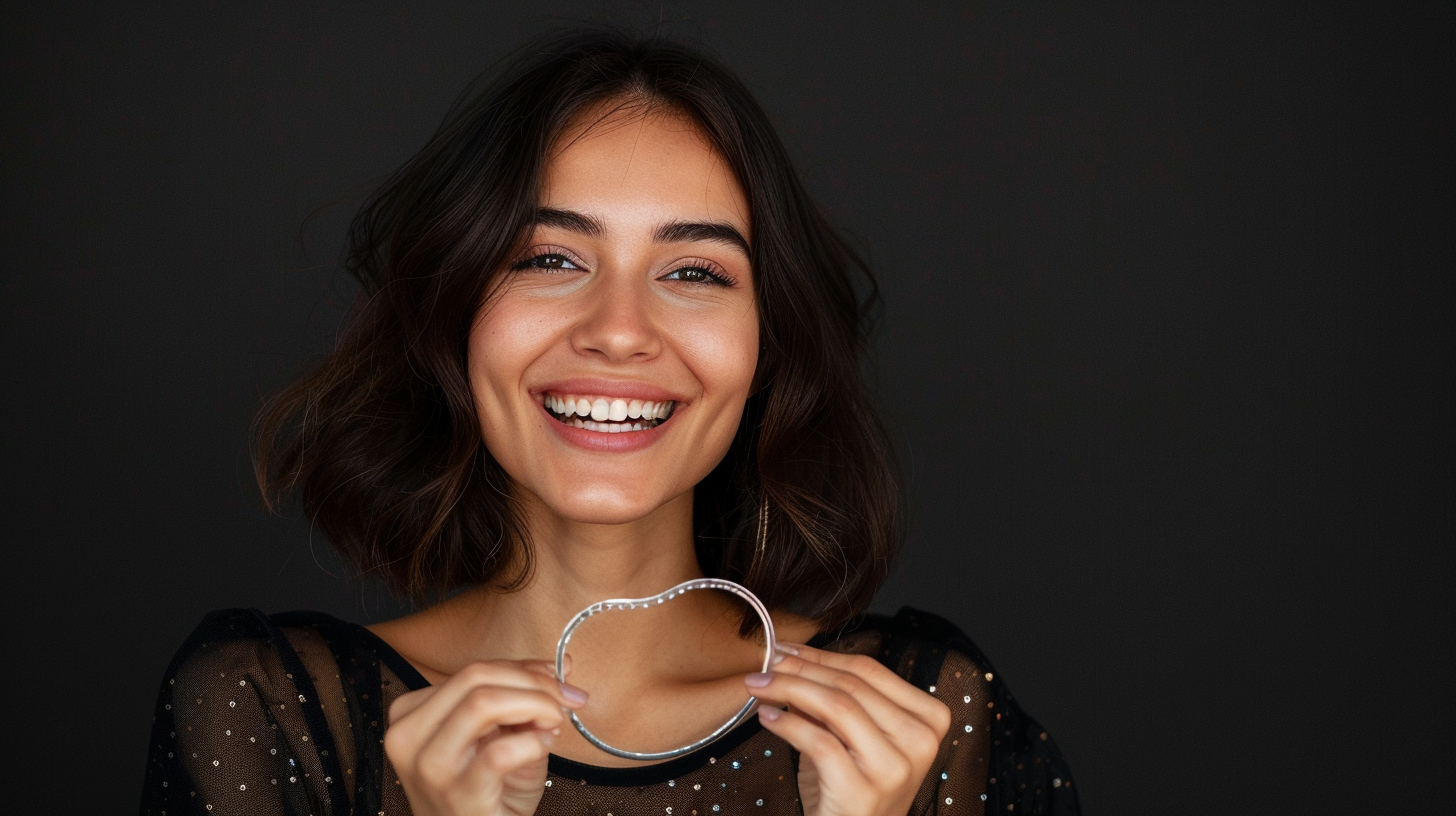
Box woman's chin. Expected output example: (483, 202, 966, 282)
(536, 485, 690, 527)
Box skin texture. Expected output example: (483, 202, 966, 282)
(375, 103, 950, 816)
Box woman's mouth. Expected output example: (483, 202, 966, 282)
(543, 394, 677, 433)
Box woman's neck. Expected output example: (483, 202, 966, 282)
(372, 488, 710, 680)
(366, 484, 824, 766)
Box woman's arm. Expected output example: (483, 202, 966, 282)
(139, 610, 349, 816)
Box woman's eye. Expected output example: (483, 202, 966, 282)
(661, 266, 731, 286)
(513, 253, 581, 271)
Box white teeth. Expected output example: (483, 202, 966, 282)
(544, 392, 676, 431)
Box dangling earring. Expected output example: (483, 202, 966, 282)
(755, 497, 770, 557)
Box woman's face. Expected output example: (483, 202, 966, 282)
(468, 105, 758, 526)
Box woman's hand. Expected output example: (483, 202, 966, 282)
(383, 659, 587, 816)
(745, 644, 952, 816)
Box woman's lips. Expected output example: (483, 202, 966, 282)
(533, 377, 685, 404)
(530, 379, 689, 452)
(540, 399, 676, 452)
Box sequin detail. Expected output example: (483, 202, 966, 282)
(139, 607, 1078, 816)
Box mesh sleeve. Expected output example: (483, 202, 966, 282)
(139, 611, 345, 816)
(886, 607, 1080, 816)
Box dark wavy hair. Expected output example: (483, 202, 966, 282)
(254, 28, 904, 632)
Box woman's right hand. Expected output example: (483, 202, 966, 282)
(383, 659, 588, 816)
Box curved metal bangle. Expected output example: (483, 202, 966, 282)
(554, 577, 777, 761)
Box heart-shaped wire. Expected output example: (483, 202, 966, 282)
(554, 577, 776, 761)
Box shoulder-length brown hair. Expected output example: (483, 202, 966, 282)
(255, 28, 904, 633)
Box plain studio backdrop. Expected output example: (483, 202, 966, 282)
(2, 2, 1450, 812)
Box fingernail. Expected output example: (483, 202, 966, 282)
(559, 682, 589, 705)
(758, 706, 782, 722)
(773, 641, 801, 656)
(539, 729, 557, 746)
(745, 672, 773, 688)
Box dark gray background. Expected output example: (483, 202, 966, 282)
(3, 2, 1451, 812)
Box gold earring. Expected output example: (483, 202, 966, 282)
(755, 498, 769, 556)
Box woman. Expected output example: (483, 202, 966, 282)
(140, 29, 1079, 816)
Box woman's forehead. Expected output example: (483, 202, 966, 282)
(540, 103, 751, 240)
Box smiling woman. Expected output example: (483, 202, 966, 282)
(139, 28, 1079, 816)
(470, 105, 760, 519)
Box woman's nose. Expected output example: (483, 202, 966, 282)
(569, 273, 662, 363)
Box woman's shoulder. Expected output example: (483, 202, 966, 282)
(142, 609, 409, 814)
(172, 606, 362, 640)
(825, 605, 999, 684)
(831, 607, 1083, 815)
(161, 609, 362, 683)
(158, 607, 426, 699)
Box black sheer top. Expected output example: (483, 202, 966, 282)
(139, 607, 1079, 815)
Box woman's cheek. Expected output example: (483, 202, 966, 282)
(676, 299, 758, 386)
(683, 310, 758, 463)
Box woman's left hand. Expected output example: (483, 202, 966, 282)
(745, 644, 952, 816)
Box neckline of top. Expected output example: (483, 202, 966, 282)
(338, 611, 863, 786)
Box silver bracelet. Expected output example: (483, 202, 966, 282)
(554, 578, 777, 761)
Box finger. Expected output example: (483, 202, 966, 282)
(433, 661, 585, 717)
(768, 653, 942, 748)
(779, 645, 950, 731)
(746, 671, 910, 775)
(522, 659, 557, 679)
(432, 728, 555, 807)
(388, 662, 585, 758)
(415, 685, 565, 779)
(473, 727, 554, 775)
(387, 685, 440, 724)
(522, 652, 573, 680)
(756, 706, 871, 795)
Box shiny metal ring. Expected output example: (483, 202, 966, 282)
(554, 577, 776, 761)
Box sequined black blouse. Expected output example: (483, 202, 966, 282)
(139, 607, 1079, 816)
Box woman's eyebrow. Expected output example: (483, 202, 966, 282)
(534, 207, 749, 256)
(654, 220, 750, 257)
(534, 207, 605, 236)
